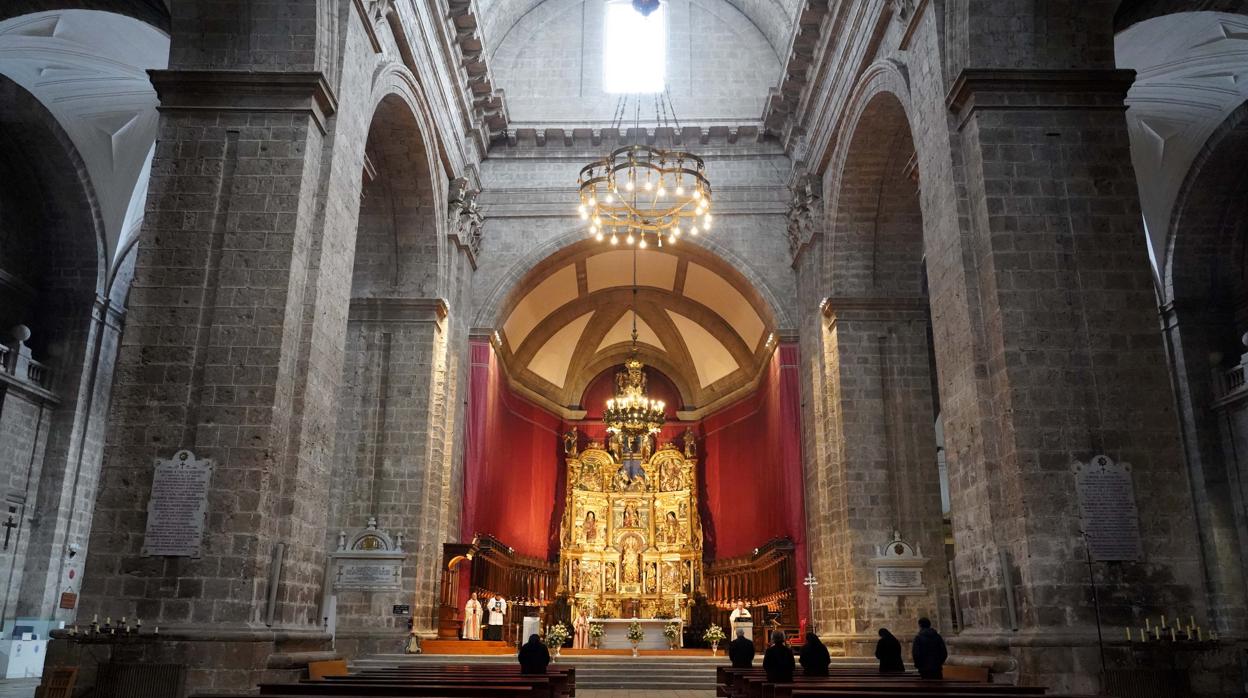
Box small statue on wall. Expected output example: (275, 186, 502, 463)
(563, 427, 579, 456)
(682, 428, 697, 459)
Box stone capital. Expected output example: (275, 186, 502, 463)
(945, 69, 1136, 129)
(348, 297, 450, 324)
(148, 70, 339, 134)
(821, 296, 929, 323)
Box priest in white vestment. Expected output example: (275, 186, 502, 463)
(729, 601, 751, 623)
(486, 595, 507, 641)
(462, 592, 482, 640)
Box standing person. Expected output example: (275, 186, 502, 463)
(728, 629, 755, 668)
(518, 634, 551, 674)
(798, 632, 830, 676)
(462, 592, 483, 640)
(573, 608, 590, 649)
(762, 630, 795, 684)
(911, 618, 948, 679)
(875, 628, 904, 673)
(486, 595, 507, 641)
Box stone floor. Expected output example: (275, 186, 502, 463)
(0, 679, 37, 698)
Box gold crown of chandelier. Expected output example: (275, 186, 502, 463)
(577, 93, 713, 249)
(604, 357, 666, 437)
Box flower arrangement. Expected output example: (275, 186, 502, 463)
(589, 622, 605, 639)
(626, 620, 645, 642)
(664, 620, 682, 648)
(545, 622, 569, 649)
(703, 623, 726, 645)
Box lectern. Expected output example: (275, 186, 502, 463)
(733, 616, 753, 641)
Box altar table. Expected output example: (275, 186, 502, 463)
(592, 618, 680, 650)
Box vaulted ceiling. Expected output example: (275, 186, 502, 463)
(495, 242, 778, 415)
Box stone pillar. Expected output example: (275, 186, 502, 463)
(818, 298, 948, 654)
(944, 69, 1208, 691)
(48, 70, 341, 694)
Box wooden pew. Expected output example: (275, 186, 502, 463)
(259, 680, 545, 696)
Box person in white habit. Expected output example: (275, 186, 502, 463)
(462, 592, 483, 640)
(486, 594, 507, 641)
(730, 600, 751, 624)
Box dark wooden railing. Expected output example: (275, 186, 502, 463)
(438, 535, 558, 642)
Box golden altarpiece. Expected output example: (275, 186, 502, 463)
(558, 432, 703, 621)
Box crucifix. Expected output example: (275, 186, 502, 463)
(803, 573, 818, 632)
(2, 513, 18, 551)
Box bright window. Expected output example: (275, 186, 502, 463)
(603, 1, 666, 94)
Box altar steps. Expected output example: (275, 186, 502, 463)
(356, 654, 878, 691)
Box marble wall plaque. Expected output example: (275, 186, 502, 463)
(1073, 455, 1143, 562)
(335, 559, 403, 591)
(142, 450, 213, 558)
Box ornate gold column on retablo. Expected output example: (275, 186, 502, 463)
(558, 435, 703, 623)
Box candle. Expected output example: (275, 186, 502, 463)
(1154, 626, 1161, 640)
(1145, 618, 1151, 631)
(1190, 615, 1196, 628)
(93, 614, 98, 624)
(1125, 627, 1131, 642)
(1139, 628, 1147, 642)
(1161, 615, 1167, 628)
(154, 626, 159, 635)
(1197, 627, 1203, 641)
(1170, 627, 1176, 642)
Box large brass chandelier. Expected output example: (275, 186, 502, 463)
(603, 248, 666, 439)
(577, 94, 713, 248)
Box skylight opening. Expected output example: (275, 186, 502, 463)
(603, 1, 666, 94)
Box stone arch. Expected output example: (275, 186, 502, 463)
(1164, 98, 1248, 314)
(1114, 0, 1248, 32)
(0, 0, 170, 32)
(807, 64, 950, 640)
(473, 226, 794, 331)
(0, 73, 106, 354)
(822, 73, 924, 299)
(349, 88, 445, 299)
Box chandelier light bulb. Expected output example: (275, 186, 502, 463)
(639, 239, 647, 249)
(657, 187, 665, 197)
(626, 180, 635, 192)
(693, 189, 702, 200)
(596, 232, 605, 242)
(578, 204, 586, 215)
(675, 185, 685, 196)
(589, 196, 597, 205)
(626, 233, 635, 245)
(610, 235, 619, 245)
(668, 234, 676, 245)
(690, 225, 699, 235)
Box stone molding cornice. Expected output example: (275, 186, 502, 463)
(444, 0, 510, 144)
(148, 70, 339, 135)
(348, 297, 449, 324)
(946, 69, 1136, 129)
(479, 186, 788, 218)
(0, 268, 35, 303)
(493, 124, 768, 150)
(821, 295, 929, 321)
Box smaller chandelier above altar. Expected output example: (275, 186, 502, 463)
(604, 357, 666, 439)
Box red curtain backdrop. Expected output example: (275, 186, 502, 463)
(461, 339, 564, 558)
(700, 343, 808, 621)
(460, 340, 808, 621)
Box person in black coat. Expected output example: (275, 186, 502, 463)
(911, 618, 948, 680)
(762, 630, 795, 683)
(798, 632, 830, 676)
(728, 629, 756, 668)
(875, 628, 905, 673)
(518, 633, 551, 675)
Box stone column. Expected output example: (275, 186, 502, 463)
(48, 70, 341, 693)
(944, 69, 1209, 691)
(818, 298, 948, 654)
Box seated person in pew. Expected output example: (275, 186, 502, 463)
(762, 630, 795, 684)
(518, 633, 551, 675)
(875, 628, 905, 673)
(912, 617, 948, 680)
(729, 628, 756, 668)
(798, 632, 830, 676)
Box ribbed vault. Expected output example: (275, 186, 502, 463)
(495, 241, 778, 414)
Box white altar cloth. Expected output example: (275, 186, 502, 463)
(592, 618, 680, 650)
